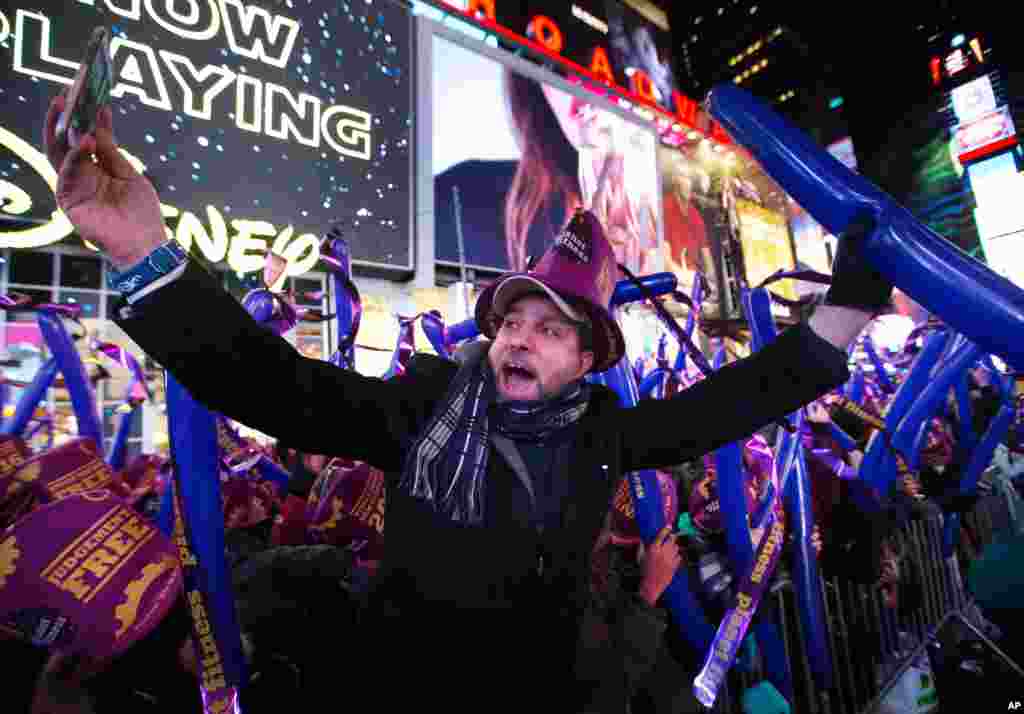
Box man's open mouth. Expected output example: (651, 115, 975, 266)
(502, 360, 537, 390)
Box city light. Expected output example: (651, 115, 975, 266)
(829, 96, 844, 109)
(951, 34, 965, 48)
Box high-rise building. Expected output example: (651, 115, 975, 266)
(667, 3, 849, 148)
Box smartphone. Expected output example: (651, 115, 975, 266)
(55, 26, 114, 149)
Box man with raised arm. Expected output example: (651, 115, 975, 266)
(43, 94, 890, 711)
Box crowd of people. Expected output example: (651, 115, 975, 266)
(1, 88, 1022, 714)
(4, 307, 1021, 713)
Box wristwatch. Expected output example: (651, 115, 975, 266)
(107, 241, 188, 296)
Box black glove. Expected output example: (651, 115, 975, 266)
(825, 215, 894, 313)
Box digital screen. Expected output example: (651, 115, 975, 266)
(734, 198, 797, 305)
(658, 143, 730, 317)
(786, 198, 834, 275)
(433, 0, 682, 115)
(968, 151, 1019, 212)
(979, 229, 1024, 289)
(969, 152, 1024, 287)
(951, 75, 998, 124)
(431, 33, 659, 274)
(954, 106, 1017, 162)
(0, 0, 413, 274)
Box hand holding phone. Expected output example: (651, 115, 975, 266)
(55, 26, 113, 149)
(44, 25, 166, 269)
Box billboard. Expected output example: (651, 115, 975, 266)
(0, 0, 414, 274)
(969, 152, 1024, 288)
(658, 142, 730, 318)
(420, 0, 728, 147)
(431, 33, 659, 274)
(786, 198, 834, 276)
(733, 198, 797, 308)
(428, 0, 679, 111)
(953, 106, 1018, 163)
(951, 75, 998, 124)
(929, 34, 989, 91)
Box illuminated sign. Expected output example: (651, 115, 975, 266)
(424, 0, 728, 146)
(0, 126, 320, 277)
(432, 34, 659, 273)
(978, 227, 1024, 289)
(734, 198, 798, 316)
(945, 48, 968, 76)
(12, 7, 371, 160)
(0, 0, 414, 272)
(931, 35, 986, 87)
(951, 76, 998, 124)
(954, 106, 1018, 163)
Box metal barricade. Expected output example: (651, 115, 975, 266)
(706, 508, 1023, 714)
(964, 492, 1014, 555)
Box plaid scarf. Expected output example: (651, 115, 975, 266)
(399, 343, 590, 524)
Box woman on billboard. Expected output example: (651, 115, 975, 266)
(433, 39, 658, 276)
(503, 71, 658, 273)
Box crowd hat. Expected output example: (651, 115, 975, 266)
(474, 209, 626, 373)
(0, 489, 183, 659)
(0, 438, 127, 528)
(306, 459, 385, 560)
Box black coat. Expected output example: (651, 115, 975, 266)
(115, 261, 849, 710)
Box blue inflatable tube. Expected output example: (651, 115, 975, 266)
(639, 368, 671, 400)
(960, 399, 1016, 496)
(251, 455, 291, 498)
(1, 357, 58, 437)
(787, 445, 833, 690)
(445, 272, 682, 350)
(860, 330, 951, 487)
(954, 371, 979, 458)
(445, 318, 479, 347)
(862, 335, 896, 395)
(686, 273, 704, 336)
(828, 422, 858, 452)
(421, 311, 452, 359)
(107, 404, 139, 472)
(241, 290, 276, 325)
(36, 310, 104, 451)
(165, 374, 248, 698)
(891, 341, 981, 471)
(849, 368, 867, 405)
(708, 84, 1024, 372)
(322, 237, 359, 370)
(741, 288, 774, 353)
(867, 341, 979, 492)
(711, 345, 755, 576)
(588, 350, 716, 655)
(743, 287, 830, 689)
(673, 273, 704, 374)
(609, 272, 677, 307)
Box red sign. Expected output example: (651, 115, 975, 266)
(955, 106, 1018, 163)
(435, 0, 729, 145)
